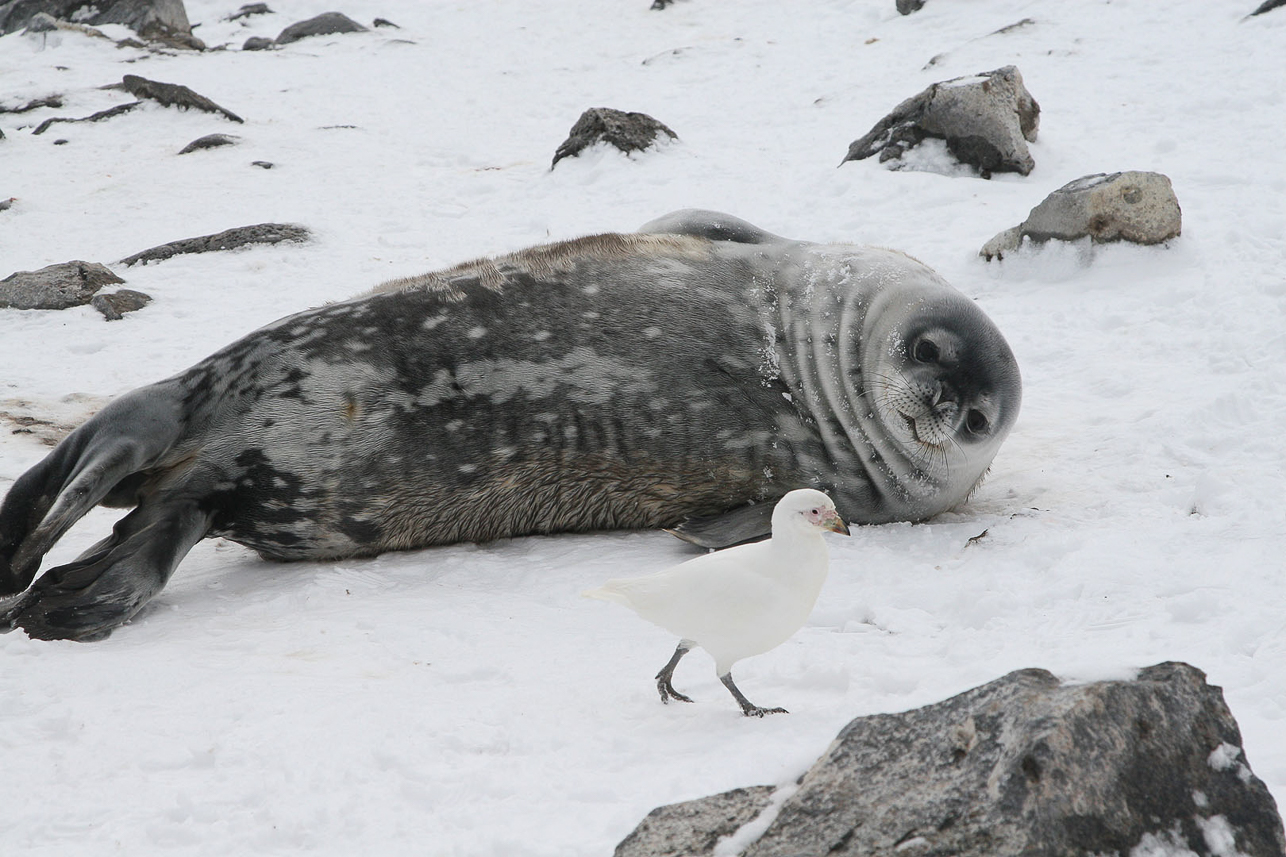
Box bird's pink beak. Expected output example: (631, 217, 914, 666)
(822, 510, 850, 536)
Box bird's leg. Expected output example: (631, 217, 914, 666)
(655, 641, 695, 704)
(720, 672, 788, 717)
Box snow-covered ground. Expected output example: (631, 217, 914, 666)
(2, 1, 1284, 854)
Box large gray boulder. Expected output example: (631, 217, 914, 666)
(615, 663, 1285, 857)
(981, 171, 1182, 260)
(843, 65, 1039, 178)
(0, 261, 124, 310)
(275, 11, 367, 45)
(0, 0, 190, 36)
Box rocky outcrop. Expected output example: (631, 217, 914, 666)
(0, 261, 124, 310)
(552, 107, 678, 168)
(120, 223, 312, 266)
(981, 171, 1182, 260)
(615, 663, 1285, 857)
(121, 75, 243, 123)
(843, 65, 1039, 178)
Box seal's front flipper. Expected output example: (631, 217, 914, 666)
(637, 209, 785, 245)
(5, 497, 211, 641)
(665, 502, 776, 550)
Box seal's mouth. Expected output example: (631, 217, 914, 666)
(900, 412, 950, 451)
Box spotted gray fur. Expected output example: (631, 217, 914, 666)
(0, 210, 1021, 640)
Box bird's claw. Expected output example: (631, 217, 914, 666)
(741, 705, 788, 718)
(657, 678, 694, 704)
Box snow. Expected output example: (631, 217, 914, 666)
(1, 1, 1284, 854)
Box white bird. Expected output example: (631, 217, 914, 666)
(583, 488, 849, 717)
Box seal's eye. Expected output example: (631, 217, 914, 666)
(965, 409, 989, 434)
(912, 339, 939, 363)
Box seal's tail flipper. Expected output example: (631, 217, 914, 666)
(665, 501, 776, 550)
(0, 389, 185, 597)
(2, 497, 212, 641)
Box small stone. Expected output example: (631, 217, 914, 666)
(551, 107, 678, 168)
(897, 0, 926, 13)
(92, 289, 152, 320)
(227, 3, 272, 21)
(251, 160, 274, 169)
(178, 133, 240, 154)
(242, 35, 275, 50)
(0, 95, 64, 114)
(32, 101, 142, 135)
(372, 17, 399, 28)
(0, 261, 124, 310)
(275, 11, 368, 45)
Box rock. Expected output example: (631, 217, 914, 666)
(250, 160, 274, 169)
(32, 101, 142, 135)
(896, 0, 926, 13)
(981, 171, 1182, 260)
(226, 2, 270, 21)
(551, 107, 678, 168)
(842, 65, 1040, 178)
(91, 288, 151, 320)
(178, 133, 240, 154)
(0, 0, 191, 36)
(0, 261, 124, 310)
(1250, 0, 1285, 14)
(0, 198, 14, 211)
(121, 75, 243, 123)
(372, 16, 398, 28)
(275, 11, 367, 44)
(120, 223, 311, 266)
(0, 94, 63, 114)
(616, 663, 1286, 857)
(615, 787, 776, 857)
(242, 35, 273, 50)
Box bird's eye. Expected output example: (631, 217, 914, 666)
(913, 339, 939, 363)
(965, 409, 989, 434)
(810, 508, 819, 515)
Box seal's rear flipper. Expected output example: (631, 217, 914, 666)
(3, 497, 210, 641)
(0, 388, 183, 597)
(665, 502, 776, 550)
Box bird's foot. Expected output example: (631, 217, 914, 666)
(740, 704, 789, 718)
(657, 677, 694, 704)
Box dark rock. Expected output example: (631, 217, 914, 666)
(120, 223, 310, 266)
(981, 171, 1183, 260)
(53, 138, 67, 145)
(650, 0, 674, 9)
(372, 16, 398, 28)
(0, 261, 124, 310)
(0, 94, 63, 114)
(615, 786, 776, 857)
(1250, 0, 1285, 14)
(275, 11, 367, 44)
(0, 198, 14, 211)
(551, 107, 678, 168)
(32, 101, 142, 135)
(242, 35, 273, 50)
(91, 288, 151, 320)
(134, 18, 203, 50)
(250, 160, 273, 169)
(897, 0, 926, 13)
(121, 74, 243, 123)
(226, 2, 270, 21)
(843, 65, 1040, 178)
(178, 133, 240, 154)
(616, 663, 1286, 857)
(0, 0, 191, 36)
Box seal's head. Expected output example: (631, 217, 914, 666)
(860, 282, 1021, 510)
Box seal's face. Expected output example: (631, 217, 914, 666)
(859, 291, 1022, 505)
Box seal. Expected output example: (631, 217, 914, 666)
(0, 210, 1021, 641)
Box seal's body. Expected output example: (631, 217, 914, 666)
(0, 211, 1021, 640)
